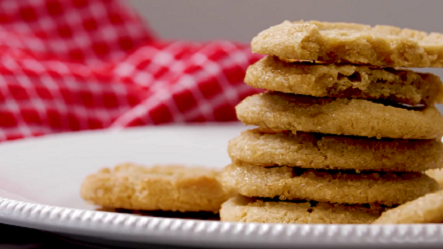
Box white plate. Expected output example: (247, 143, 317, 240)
(0, 123, 443, 248)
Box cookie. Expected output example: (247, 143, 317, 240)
(221, 163, 440, 206)
(228, 129, 443, 172)
(220, 196, 385, 224)
(245, 56, 443, 105)
(373, 190, 443, 224)
(426, 169, 443, 188)
(236, 91, 443, 139)
(251, 20, 443, 68)
(80, 163, 232, 213)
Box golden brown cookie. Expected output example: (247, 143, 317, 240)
(245, 56, 443, 105)
(221, 163, 440, 206)
(80, 163, 232, 213)
(228, 129, 443, 172)
(251, 20, 443, 68)
(220, 196, 385, 224)
(426, 169, 443, 188)
(373, 190, 443, 224)
(236, 92, 443, 139)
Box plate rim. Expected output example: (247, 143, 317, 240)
(1, 196, 443, 248)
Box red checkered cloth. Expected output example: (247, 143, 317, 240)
(0, 0, 262, 142)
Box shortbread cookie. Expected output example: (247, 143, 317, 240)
(245, 56, 443, 105)
(80, 163, 231, 213)
(221, 163, 440, 206)
(251, 20, 443, 67)
(236, 92, 443, 139)
(228, 129, 443, 172)
(373, 190, 443, 224)
(220, 196, 385, 224)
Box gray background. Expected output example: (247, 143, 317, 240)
(127, 0, 443, 112)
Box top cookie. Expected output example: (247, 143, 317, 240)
(251, 20, 443, 68)
(245, 56, 443, 106)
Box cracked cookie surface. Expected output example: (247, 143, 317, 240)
(252, 20, 443, 68)
(245, 56, 443, 105)
(236, 91, 443, 139)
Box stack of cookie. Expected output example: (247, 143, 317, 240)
(220, 21, 443, 224)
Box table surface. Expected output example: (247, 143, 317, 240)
(0, 223, 197, 248)
(0, 223, 82, 248)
